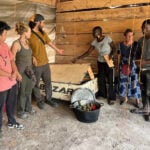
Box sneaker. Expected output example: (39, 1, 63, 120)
(8, 122, 24, 130)
(26, 109, 36, 115)
(130, 108, 149, 115)
(45, 99, 58, 107)
(18, 113, 28, 119)
(37, 101, 45, 109)
(108, 99, 114, 105)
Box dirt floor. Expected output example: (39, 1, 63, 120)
(0, 97, 150, 150)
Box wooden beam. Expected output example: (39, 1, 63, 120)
(56, 33, 143, 45)
(57, 0, 149, 12)
(56, 18, 144, 34)
(56, 6, 150, 22)
(29, 0, 56, 6)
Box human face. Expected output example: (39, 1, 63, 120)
(24, 28, 31, 39)
(38, 20, 45, 30)
(143, 24, 150, 37)
(0, 30, 7, 43)
(125, 32, 133, 43)
(94, 31, 102, 39)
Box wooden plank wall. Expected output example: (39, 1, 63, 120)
(30, 0, 57, 6)
(56, 0, 150, 73)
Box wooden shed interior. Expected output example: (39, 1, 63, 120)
(0, 0, 149, 74)
(0, 1, 150, 149)
(55, 0, 150, 73)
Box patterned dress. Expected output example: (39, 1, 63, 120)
(118, 41, 141, 99)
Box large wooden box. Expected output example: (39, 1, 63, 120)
(40, 63, 98, 101)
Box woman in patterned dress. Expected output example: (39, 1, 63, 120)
(117, 28, 142, 108)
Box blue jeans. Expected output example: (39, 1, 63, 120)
(0, 84, 17, 129)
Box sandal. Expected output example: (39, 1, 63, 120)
(120, 97, 128, 105)
(130, 108, 149, 115)
(136, 102, 143, 109)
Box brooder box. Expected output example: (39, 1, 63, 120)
(40, 63, 98, 101)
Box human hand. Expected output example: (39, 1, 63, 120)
(32, 56, 38, 66)
(109, 53, 113, 60)
(16, 72, 22, 81)
(58, 49, 64, 54)
(9, 72, 17, 81)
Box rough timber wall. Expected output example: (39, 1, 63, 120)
(55, 0, 150, 73)
(30, 0, 56, 6)
(0, 0, 57, 62)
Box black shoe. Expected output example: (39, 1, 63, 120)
(25, 109, 36, 115)
(45, 99, 58, 107)
(18, 113, 28, 119)
(108, 99, 114, 105)
(95, 92, 107, 99)
(37, 101, 45, 109)
(8, 122, 24, 130)
(130, 108, 149, 115)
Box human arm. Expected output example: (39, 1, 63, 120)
(71, 45, 94, 63)
(10, 60, 22, 81)
(11, 41, 22, 81)
(48, 41, 64, 54)
(32, 56, 38, 66)
(117, 43, 121, 73)
(0, 69, 12, 78)
(0, 60, 21, 81)
(141, 59, 150, 67)
(109, 41, 116, 59)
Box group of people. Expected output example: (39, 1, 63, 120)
(0, 14, 64, 137)
(73, 19, 150, 121)
(0, 14, 150, 138)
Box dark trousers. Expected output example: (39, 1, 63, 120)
(97, 61, 116, 100)
(0, 84, 17, 129)
(17, 73, 33, 114)
(141, 70, 150, 108)
(33, 64, 52, 103)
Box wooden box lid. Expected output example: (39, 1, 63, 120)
(50, 63, 94, 84)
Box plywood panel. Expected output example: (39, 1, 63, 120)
(55, 55, 97, 63)
(56, 6, 150, 22)
(50, 63, 94, 84)
(55, 55, 98, 72)
(57, 0, 149, 12)
(56, 18, 144, 34)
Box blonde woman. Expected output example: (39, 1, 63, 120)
(11, 22, 36, 119)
